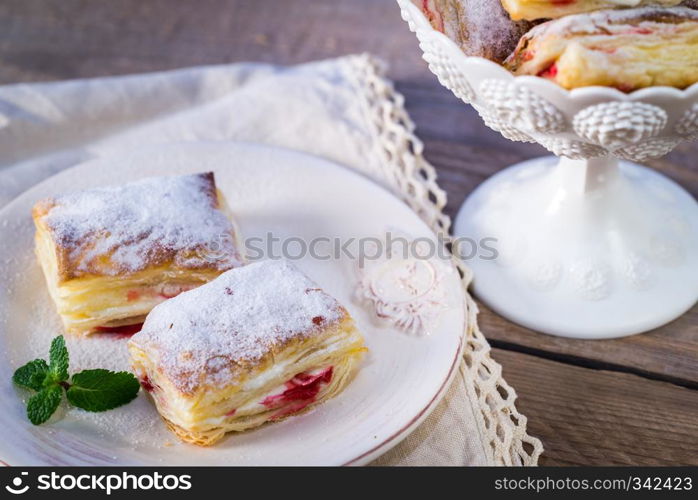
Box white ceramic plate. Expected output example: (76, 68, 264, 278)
(0, 142, 464, 466)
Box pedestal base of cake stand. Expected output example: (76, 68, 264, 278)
(454, 156, 698, 339)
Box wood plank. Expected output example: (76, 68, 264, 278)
(492, 348, 698, 465)
(0, 0, 427, 84)
(482, 301, 698, 387)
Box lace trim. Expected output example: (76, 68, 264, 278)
(345, 53, 543, 466)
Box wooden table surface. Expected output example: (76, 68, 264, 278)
(1, 0, 696, 465)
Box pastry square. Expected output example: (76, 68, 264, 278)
(505, 7, 698, 90)
(32, 172, 244, 335)
(128, 260, 366, 446)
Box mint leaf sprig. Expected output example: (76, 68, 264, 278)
(13, 336, 140, 425)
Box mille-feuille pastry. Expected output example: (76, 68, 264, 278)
(505, 7, 698, 90)
(33, 172, 244, 335)
(128, 260, 366, 446)
(499, 0, 695, 21)
(415, 0, 537, 62)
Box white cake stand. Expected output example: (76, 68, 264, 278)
(397, 0, 698, 338)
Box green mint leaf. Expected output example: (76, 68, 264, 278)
(27, 385, 63, 425)
(48, 335, 69, 383)
(66, 369, 140, 412)
(13, 359, 49, 392)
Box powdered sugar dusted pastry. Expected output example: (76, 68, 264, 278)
(128, 260, 366, 446)
(415, 0, 537, 61)
(500, 0, 689, 21)
(32, 172, 244, 335)
(505, 7, 698, 90)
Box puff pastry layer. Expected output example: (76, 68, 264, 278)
(505, 7, 698, 90)
(128, 260, 366, 446)
(500, 0, 686, 21)
(33, 172, 243, 334)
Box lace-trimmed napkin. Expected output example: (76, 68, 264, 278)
(0, 54, 542, 466)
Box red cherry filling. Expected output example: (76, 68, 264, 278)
(421, 0, 444, 33)
(522, 50, 536, 62)
(126, 284, 196, 303)
(158, 285, 192, 299)
(538, 62, 558, 79)
(95, 323, 144, 337)
(139, 375, 156, 393)
(261, 367, 334, 419)
(623, 27, 653, 35)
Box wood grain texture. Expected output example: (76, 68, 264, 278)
(493, 348, 698, 466)
(0, 0, 696, 465)
(482, 301, 698, 387)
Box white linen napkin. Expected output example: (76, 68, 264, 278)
(0, 54, 492, 465)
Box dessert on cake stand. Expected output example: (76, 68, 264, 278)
(397, 0, 698, 338)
